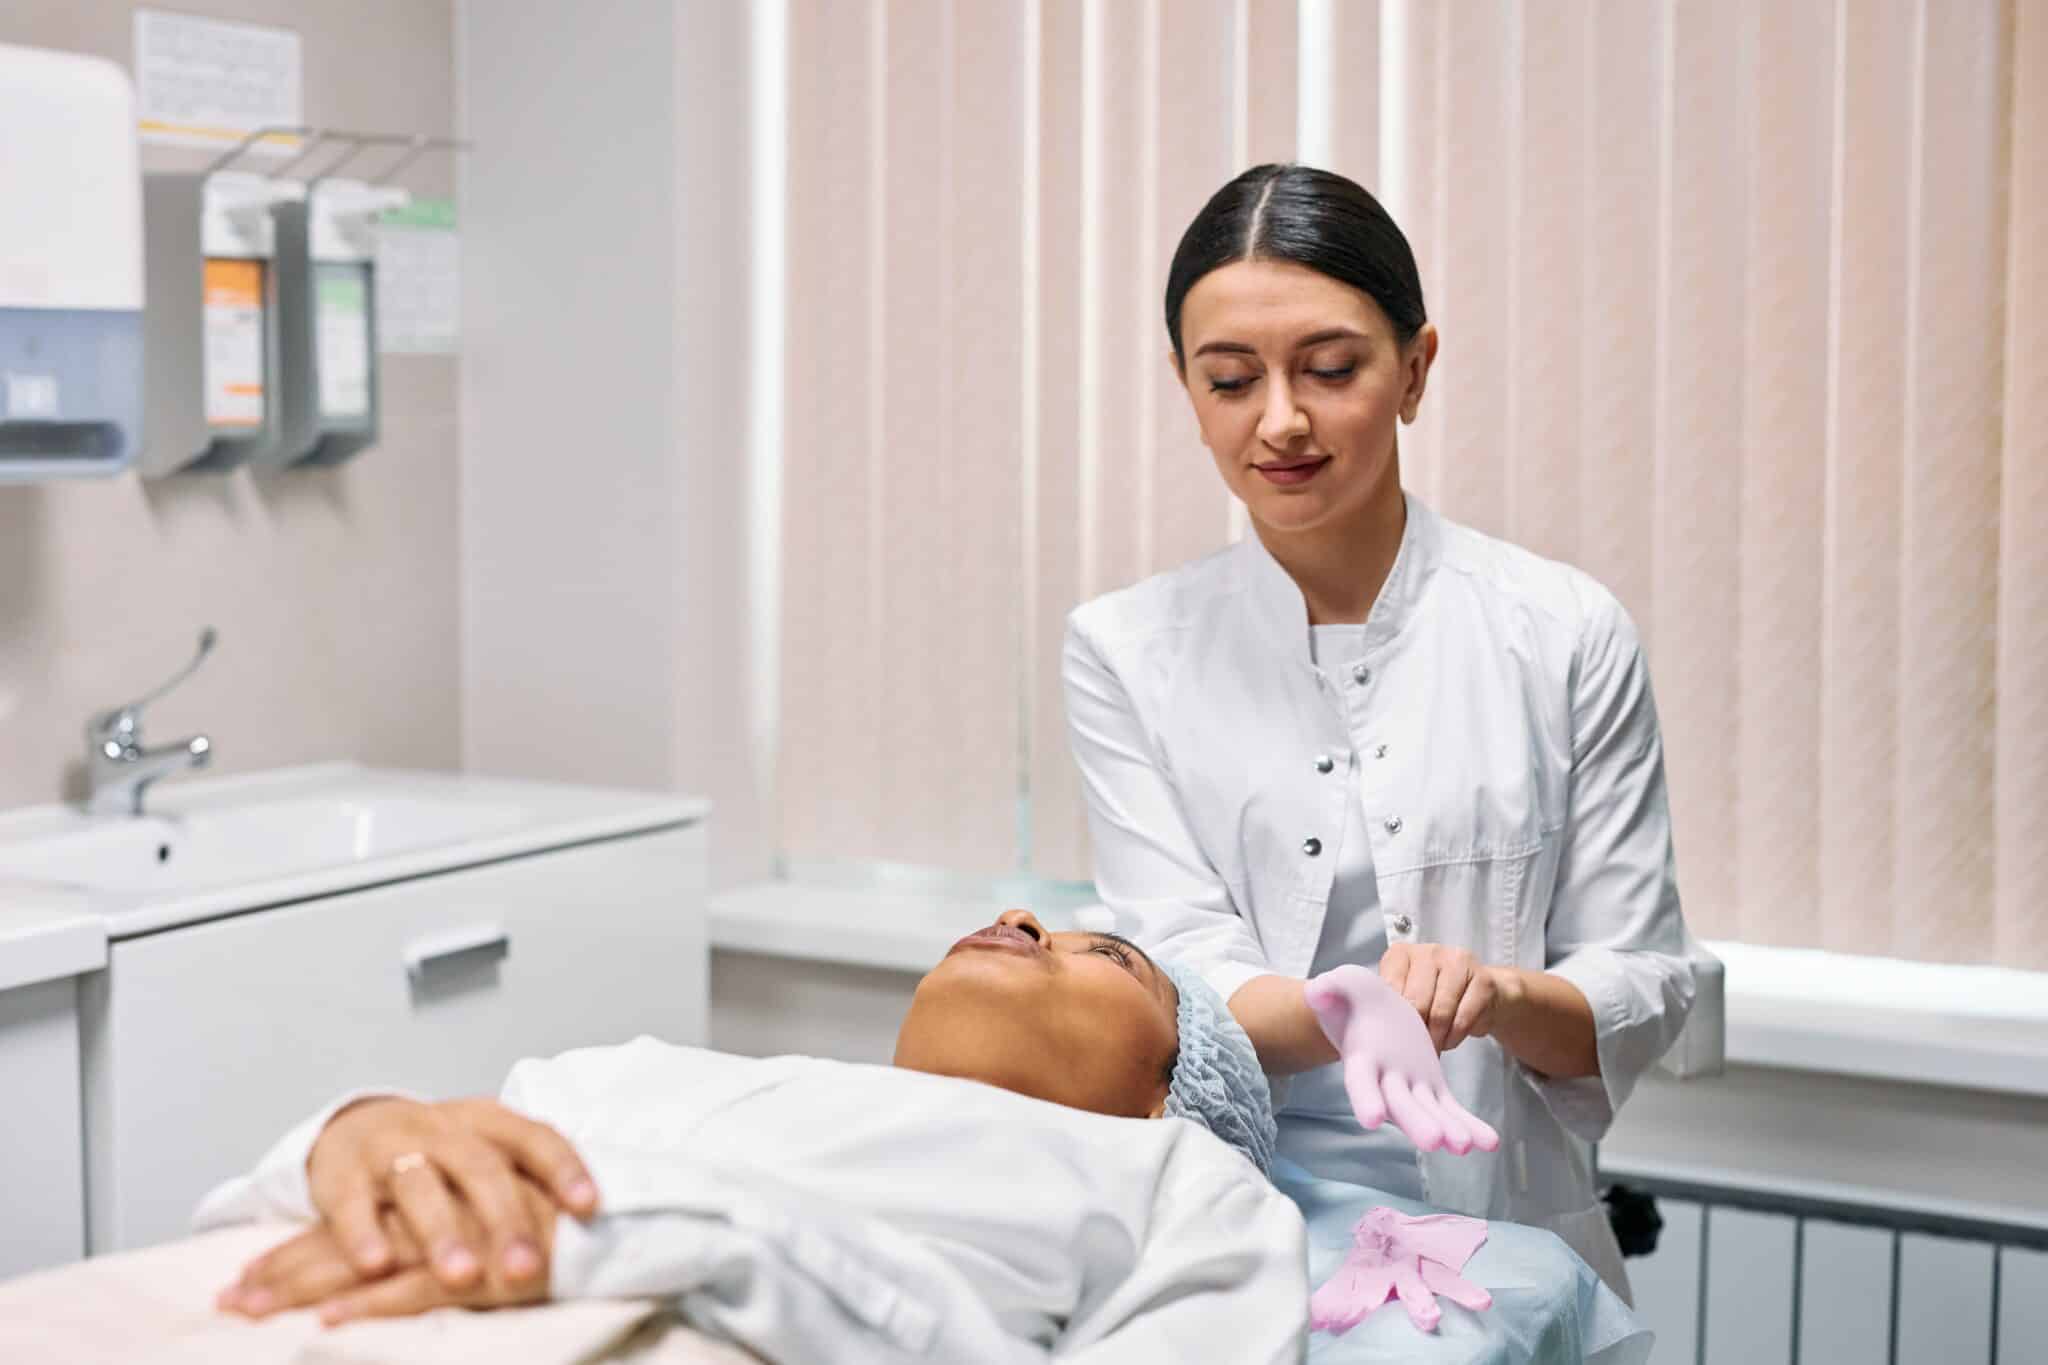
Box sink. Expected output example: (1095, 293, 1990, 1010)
(0, 763, 706, 938)
(0, 794, 522, 896)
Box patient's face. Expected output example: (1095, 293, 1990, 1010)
(893, 910, 1180, 1119)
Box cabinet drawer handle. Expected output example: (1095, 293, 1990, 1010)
(403, 925, 510, 982)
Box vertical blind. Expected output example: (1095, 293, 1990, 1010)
(776, 0, 2046, 971)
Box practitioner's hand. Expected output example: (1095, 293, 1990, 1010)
(1304, 965, 1501, 1156)
(1377, 942, 1523, 1053)
(219, 1177, 556, 1323)
(305, 1097, 597, 1292)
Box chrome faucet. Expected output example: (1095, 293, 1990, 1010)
(85, 628, 217, 817)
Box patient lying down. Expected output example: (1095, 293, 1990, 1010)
(192, 911, 1306, 1363)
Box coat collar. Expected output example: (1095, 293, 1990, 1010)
(1237, 491, 1443, 671)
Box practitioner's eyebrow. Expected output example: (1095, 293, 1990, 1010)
(1192, 327, 1368, 358)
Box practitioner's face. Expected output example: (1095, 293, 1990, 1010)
(894, 910, 1180, 1119)
(1174, 257, 1436, 538)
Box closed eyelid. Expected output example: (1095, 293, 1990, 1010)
(1086, 942, 1138, 973)
(1091, 932, 1168, 1001)
(1054, 931, 1165, 1000)
(1059, 933, 1138, 973)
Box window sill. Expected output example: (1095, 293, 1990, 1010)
(710, 881, 1102, 976)
(707, 883, 2048, 1098)
(1700, 938, 2048, 1098)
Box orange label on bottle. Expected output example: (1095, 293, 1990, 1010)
(202, 258, 266, 428)
(203, 258, 263, 309)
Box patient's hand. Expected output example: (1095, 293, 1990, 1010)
(305, 1096, 597, 1292)
(220, 1176, 556, 1324)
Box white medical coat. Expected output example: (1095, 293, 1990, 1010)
(1062, 493, 1698, 1292)
(195, 1037, 1310, 1363)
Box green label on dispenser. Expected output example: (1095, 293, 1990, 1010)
(315, 264, 371, 422)
(379, 198, 456, 231)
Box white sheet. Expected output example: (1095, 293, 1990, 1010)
(0, 1223, 761, 1365)
(197, 1038, 1312, 1363)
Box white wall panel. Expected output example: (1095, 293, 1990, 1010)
(1702, 1207, 1796, 1363)
(1627, 1196, 1702, 1363)
(1998, 1247, 2048, 1361)
(1797, 1220, 1894, 1364)
(1896, 1234, 1995, 1364)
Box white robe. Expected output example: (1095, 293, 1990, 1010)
(195, 1037, 1310, 1364)
(1063, 494, 1699, 1293)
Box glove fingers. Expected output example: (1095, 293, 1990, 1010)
(1427, 1089, 1475, 1156)
(1382, 1072, 1445, 1151)
(1441, 1080, 1507, 1162)
(1420, 1258, 1494, 1312)
(1436, 1086, 1501, 1153)
(1343, 1055, 1389, 1131)
(1310, 1260, 1395, 1334)
(1389, 1257, 1443, 1332)
(1309, 1279, 1363, 1333)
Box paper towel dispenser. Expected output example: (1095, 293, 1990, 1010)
(0, 42, 145, 481)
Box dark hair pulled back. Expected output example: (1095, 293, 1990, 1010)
(1164, 164, 1427, 362)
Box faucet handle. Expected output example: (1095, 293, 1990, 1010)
(89, 628, 219, 744)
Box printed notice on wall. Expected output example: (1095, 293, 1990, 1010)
(133, 9, 303, 155)
(375, 199, 461, 356)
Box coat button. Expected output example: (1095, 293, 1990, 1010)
(1391, 913, 1414, 936)
(1314, 755, 1335, 774)
(1374, 744, 1389, 760)
(1384, 816, 1403, 834)
(1351, 663, 1371, 686)
(1303, 838, 1322, 857)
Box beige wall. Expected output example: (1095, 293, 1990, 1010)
(0, 1, 461, 809)
(456, 0, 769, 887)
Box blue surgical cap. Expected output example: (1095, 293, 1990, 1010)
(1158, 960, 1278, 1174)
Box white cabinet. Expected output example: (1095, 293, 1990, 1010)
(0, 977, 87, 1277)
(0, 901, 104, 1278)
(81, 824, 706, 1253)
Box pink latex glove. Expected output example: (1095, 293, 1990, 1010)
(1310, 1206, 1494, 1334)
(1304, 964, 1501, 1155)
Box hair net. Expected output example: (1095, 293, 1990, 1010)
(1158, 959, 1278, 1174)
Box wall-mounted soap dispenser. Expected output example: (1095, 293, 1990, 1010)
(137, 170, 303, 477)
(268, 178, 407, 468)
(0, 43, 145, 481)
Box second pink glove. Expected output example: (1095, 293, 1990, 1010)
(1310, 1205, 1494, 1334)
